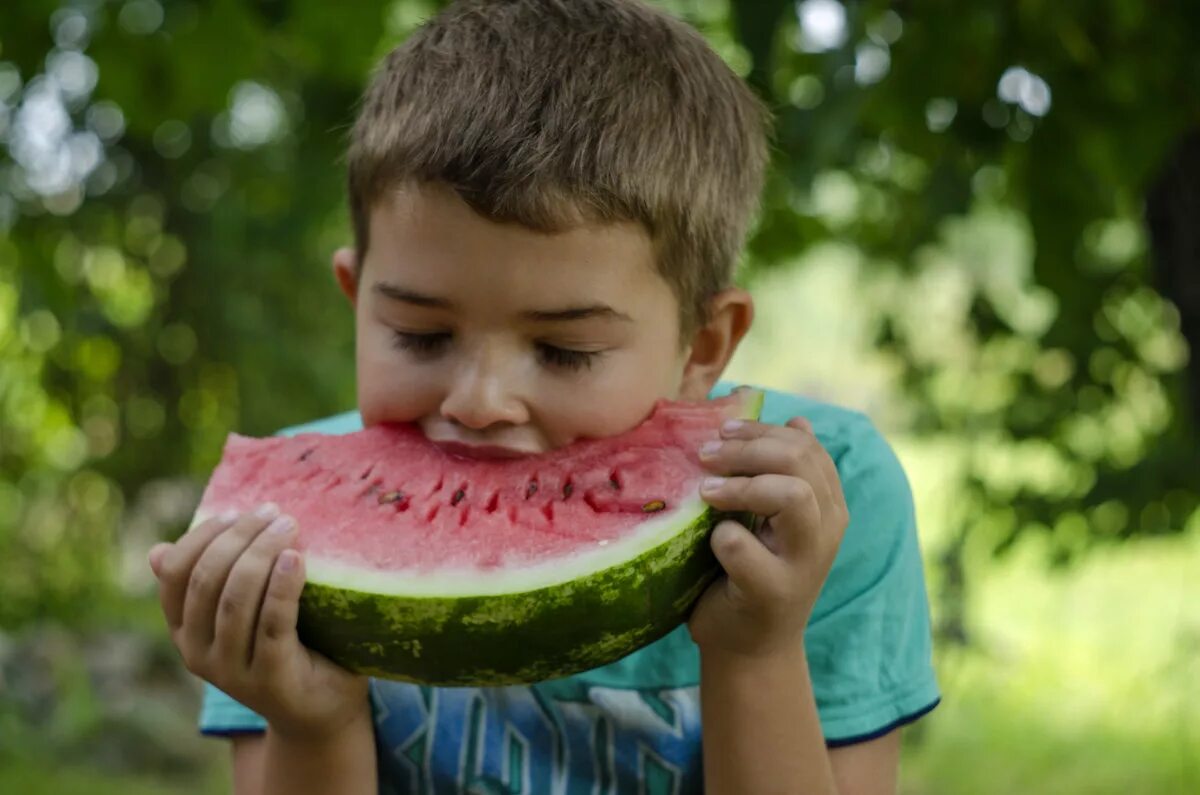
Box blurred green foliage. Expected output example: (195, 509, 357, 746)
(1, 0, 1197, 635)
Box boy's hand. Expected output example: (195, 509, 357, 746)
(689, 417, 849, 658)
(148, 504, 368, 740)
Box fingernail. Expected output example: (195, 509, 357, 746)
(218, 509, 240, 524)
(277, 550, 297, 572)
(699, 440, 722, 458)
(268, 515, 295, 534)
(721, 419, 743, 434)
(255, 502, 280, 521)
(701, 477, 726, 492)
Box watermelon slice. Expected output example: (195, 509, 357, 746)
(194, 389, 763, 685)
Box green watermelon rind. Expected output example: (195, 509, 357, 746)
(292, 388, 764, 686)
(296, 503, 750, 685)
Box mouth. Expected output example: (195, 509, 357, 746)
(432, 440, 537, 460)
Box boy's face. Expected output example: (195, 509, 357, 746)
(333, 184, 750, 456)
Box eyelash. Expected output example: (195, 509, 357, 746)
(391, 331, 450, 357)
(390, 331, 600, 372)
(536, 343, 597, 371)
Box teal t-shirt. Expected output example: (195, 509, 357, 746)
(198, 383, 939, 793)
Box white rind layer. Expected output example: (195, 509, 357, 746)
(303, 493, 707, 597)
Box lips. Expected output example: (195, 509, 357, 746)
(432, 440, 538, 460)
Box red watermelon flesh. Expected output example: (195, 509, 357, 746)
(197, 392, 750, 574)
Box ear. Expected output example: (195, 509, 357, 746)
(678, 287, 754, 401)
(332, 246, 359, 306)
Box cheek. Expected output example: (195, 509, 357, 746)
(355, 321, 441, 426)
(538, 344, 686, 445)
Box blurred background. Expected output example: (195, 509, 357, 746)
(2, 0, 1198, 792)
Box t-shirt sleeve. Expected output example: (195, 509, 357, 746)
(199, 682, 268, 736)
(802, 414, 940, 745)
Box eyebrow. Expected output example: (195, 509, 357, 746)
(373, 282, 451, 309)
(373, 282, 632, 323)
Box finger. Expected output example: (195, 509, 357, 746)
(782, 417, 836, 511)
(785, 415, 813, 434)
(713, 417, 843, 526)
(251, 549, 306, 673)
(213, 514, 298, 669)
(786, 418, 849, 529)
(700, 434, 807, 479)
(701, 474, 822, 559)
(713, 420, 831, 496)
(148, 543, 171, 577)
(709, 520, 790, 606)
(719, 417, 807, 442)
(180, 504, 281, 652)
(156, 511, 241, 629)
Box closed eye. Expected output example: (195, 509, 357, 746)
(391, 330, 450, 358)
(536, 343, 599, 371)
(391, 330, 601, 371)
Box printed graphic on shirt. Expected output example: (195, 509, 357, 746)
(372, 678, 703, 795)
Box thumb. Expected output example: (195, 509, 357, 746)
(710, 520, 785, 606)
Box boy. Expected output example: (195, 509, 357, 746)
(148, 1, 939, 792)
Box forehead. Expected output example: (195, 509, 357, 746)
(363, 186, 674, 313)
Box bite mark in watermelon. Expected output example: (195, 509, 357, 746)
(193, 389, 764, 685)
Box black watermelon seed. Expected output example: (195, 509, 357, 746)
(451, 488, 466, 506)
(298, 447, 315, 462)
(562, 482, 574, 499)
(642, 500, 666, 513)
(525, 481, 538, 499)
(377, 490, 406, 505)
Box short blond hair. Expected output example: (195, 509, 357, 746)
(347, 0, 770, 330)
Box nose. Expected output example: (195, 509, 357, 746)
(439, 347, 530, 431)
